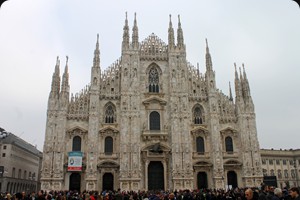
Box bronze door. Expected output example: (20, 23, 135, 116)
(103, 173, 114, 191)
(69, 173, 81, 191)
(197, 172, 208, 189)
(227, 171, 238, 188)
(148, 161, 164, 190)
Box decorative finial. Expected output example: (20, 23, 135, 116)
(56, 56, 60, 66)
(205, 38, 210, 54)
(169, 14, 172, 21)
(66, 55, 68, 64)
(134, 12, 136, 20)
(125, 12, 127, 19)
(97, 34, 99, 42)
(229, 81, 233, 101)
(178, 14, 181, 23)
(234, 63, 237, 70)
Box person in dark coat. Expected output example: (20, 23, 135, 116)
(289, 187, 300, 200)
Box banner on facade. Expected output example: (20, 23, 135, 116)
(68, 152, 83, 171)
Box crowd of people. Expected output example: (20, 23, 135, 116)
(0, 186, 299, 200)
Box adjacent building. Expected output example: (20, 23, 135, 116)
(0, 127, 42, 193)
(261, 148, 300, 188)
(40, 14, 264, 192)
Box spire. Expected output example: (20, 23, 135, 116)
(197, 62, 200, 77)
(242, 63, 251, 98)
(239, 67, 243, 81)
(50, 56, 61, 98)
(229, 81, 233, 101)
(242, 63, 248, 80)
(234, 63, 241, 99)
(61, 56, 69, 93)
(122, 12, 130, 50)
(93, 34, 100, 68)
(205, 38, 213, 72)
(132, 12, 139, 49)
(177, 15, 184, 48)
(91, 34, 101, 88)
(168, 14, 175, 49)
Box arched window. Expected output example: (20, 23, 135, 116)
(193, 107, 203, 124)
(24, 170, 27, 179)
(263, 169, 267, 176)
(291, 169, 295, 178)
(72, 136, 81, 152)
(278, 170, 282, 179)
(148, 66, 159, 93)
(284, 169, 289, 178)
(105, 137, 113, 155)
(150, 111, 160, 130)
(196, 137, 205, 153)
(105, 104, 115, 123)
(225, 136, 233, 152)
(18, 169, 21, 178)
(270, 169, 275, 176)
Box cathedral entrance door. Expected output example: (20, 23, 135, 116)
(227, 171, 238, 188)
(148, 161, 164, 190)
(102, 173, 114, 191)
(69, 173, 81, 191)
(197, 172, 208, 189)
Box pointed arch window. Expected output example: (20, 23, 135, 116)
(148, 66, 159, 93)
(105, 136, 113, 155)
(72, 136, 81, 151)
(193, 106, 204, 124)
(149, 111, 160, 130)
(105, 104, 115, 123)
(225, 136, 233, 152)
(196, 136, 205, 153)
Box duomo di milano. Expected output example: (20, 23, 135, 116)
(41, 13, 264, 192)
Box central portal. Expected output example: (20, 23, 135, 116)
(148, 161, 164, 190)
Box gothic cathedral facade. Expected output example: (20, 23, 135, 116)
(41, 14, 263, 192)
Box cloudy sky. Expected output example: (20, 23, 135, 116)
(0, 0, 299, 151)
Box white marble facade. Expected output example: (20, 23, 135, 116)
(40, 14, 263, 192)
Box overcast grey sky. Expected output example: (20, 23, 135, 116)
(0, 0, 299, 151)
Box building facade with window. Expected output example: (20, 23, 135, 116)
(261, 149, 300, 188)
(0, 127, 42, 193)
(40, 14, 263, 192)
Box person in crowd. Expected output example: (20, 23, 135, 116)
(267, 187, 275, 200)
(289, 187, 300, 200)
(259, 185, 268, 200)
(36, 190, 46, 200)
(272, 188, 282, 200)
(245, 188, 257, 200)
(15, 193, 23, 200)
